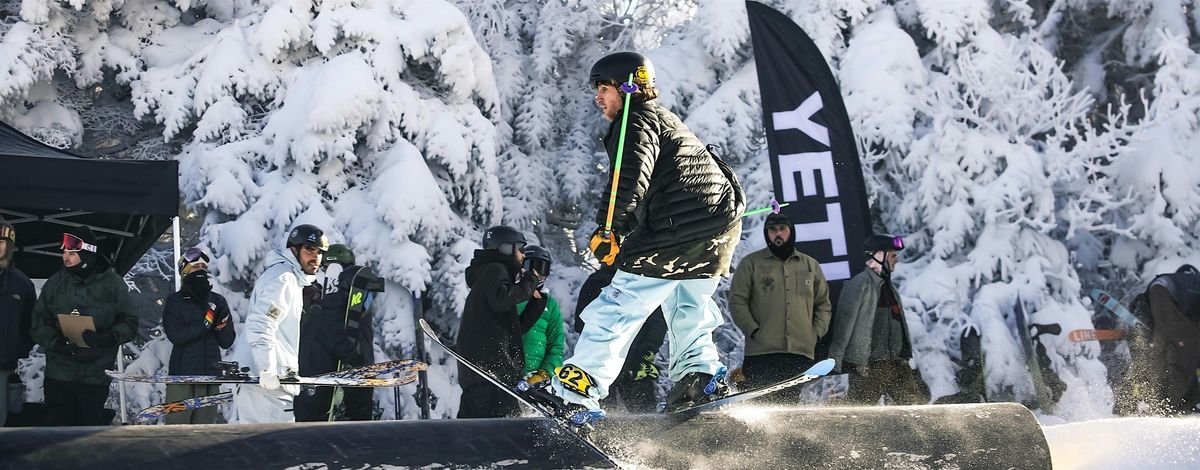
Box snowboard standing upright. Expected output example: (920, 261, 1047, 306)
(1014, 303, 1058, 411)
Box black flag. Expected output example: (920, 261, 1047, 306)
(746, 1, 873, 316)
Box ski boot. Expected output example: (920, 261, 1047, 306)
(516, 376, 606, 429)
(659, 366, 729, 413)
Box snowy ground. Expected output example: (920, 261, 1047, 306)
(1044, 417, 1200, 469)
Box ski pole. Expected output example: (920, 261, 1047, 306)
(601, 72, 638, 237)
(743, 199, 790, 217)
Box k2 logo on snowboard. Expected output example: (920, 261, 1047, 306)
(556, 364, 595, 397)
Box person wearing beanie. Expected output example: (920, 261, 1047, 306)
(827, 233, 929, 405)
(729, 212, 832, 393)
(29, 226, 138, 425)
(0, 222, 36, 426)
(161, 246, 236, 424)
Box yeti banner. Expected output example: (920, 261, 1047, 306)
(746, 1, 872, 297)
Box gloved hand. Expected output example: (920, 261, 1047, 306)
(517, 268, 544, 291)
(332, 329, 361, 363)
(259, 370, 281, 391)
(81, 330, 118, 348)
(588, 229, 620, 266)
(213, 311, 231, 331)
(523, 369, 551, 387)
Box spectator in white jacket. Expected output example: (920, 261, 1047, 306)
(231, 224, 328, 423)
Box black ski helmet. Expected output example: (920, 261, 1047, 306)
(482, 225, 526, 255)
(523, 245, 552, 276)
(864, 234, 904, 254)
(287, 224, 330, 252)
(589, 51, 655, 90)
(1177, 264, 1199, 275)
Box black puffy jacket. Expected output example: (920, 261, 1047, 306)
(163, 289, 236, 375)
(298, 275, 376, 377)
(596, 100, 745, 279)
(0, 266, 35, 370)
(455, 250, 544, 387)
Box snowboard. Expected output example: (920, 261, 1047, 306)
(1067, 329, 1127, 342)
(664, 358, 835, 414)
(1089, 289, 1142, 327)
(108, 358, 427, 387)
(417, 319, 619, 468)
(1013, 302, 1055, 411)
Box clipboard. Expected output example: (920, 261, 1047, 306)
(57, 313, 97, 348)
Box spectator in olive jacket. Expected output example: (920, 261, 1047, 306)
(730, 212, 831, 392)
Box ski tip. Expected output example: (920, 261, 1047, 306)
(805, 359, 836, 377)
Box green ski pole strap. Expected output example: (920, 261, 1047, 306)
(603, 72, 638, 234)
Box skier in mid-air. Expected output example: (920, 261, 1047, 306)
(548, 51, 745, 417)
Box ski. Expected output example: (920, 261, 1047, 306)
(664, 358, 835, 414)
(1068, 329, 1127, 342)
(108, 359, 426, 387)
(1089, 289, 1142, 327)
(418, 319, 620, 469)
(131, 359, 423, 423)
(135, 392, 233, 423)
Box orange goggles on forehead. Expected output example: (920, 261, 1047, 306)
(61, 233, 97, 253)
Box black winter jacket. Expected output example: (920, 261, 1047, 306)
(299, 287, 375, 376)
(455, 250, 544, 387)
(0, 266, 36, 370)
(163, 289, 236, 375)
(597, 100, 745, 279)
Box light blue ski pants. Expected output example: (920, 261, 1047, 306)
(552, 270, 725, 410)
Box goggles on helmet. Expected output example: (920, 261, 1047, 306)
(0, 225, 14, 243)
(61, 233, 97, 254)
(889, 236, 905, 251)
(524, 257, 551, 277)
(180, 247, 210, 275)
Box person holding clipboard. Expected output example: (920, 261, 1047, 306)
(30, 226, 137, 426)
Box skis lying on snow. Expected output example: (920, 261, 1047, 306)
(130, 359, 423, 423)
(418, 319, 619, 469)
(1067, 329, 1127, 342)
(661, 358, 835, 414)
(109, 358, 426, 387)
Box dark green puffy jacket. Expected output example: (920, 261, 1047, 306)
(30, 268, 137, 385)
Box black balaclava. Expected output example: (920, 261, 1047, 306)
(763, 213, 796, 260)
(182, 270, 212, 300)
(66, 226, 101, 279)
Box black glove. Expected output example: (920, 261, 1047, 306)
(332, 329, 361, 364)
(82, 330, 118, 348)
(516, 268, 542, 291)
(53, 337, 79, 355)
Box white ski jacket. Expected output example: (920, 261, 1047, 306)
(230, 249, 313, 395)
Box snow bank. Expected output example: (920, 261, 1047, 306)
(1044, 417, 1200, 469)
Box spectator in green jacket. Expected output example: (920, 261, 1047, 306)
(30, 227, 138, 426)
(519, 246, 564, 385)
(730, 212, 831, 393)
